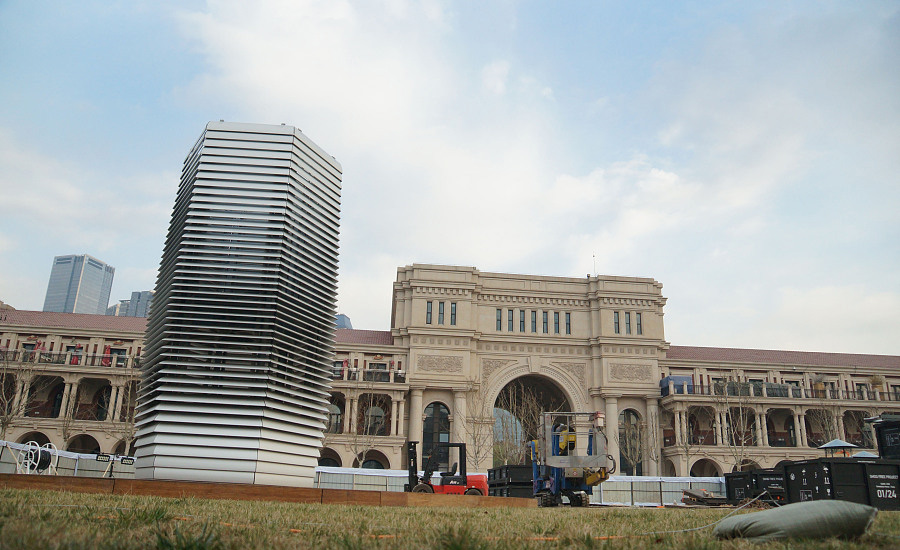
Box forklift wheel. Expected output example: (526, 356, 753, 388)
(412, 483, 434, 493)
(464, 488, 482, 496)
(538, 493, 558, 507)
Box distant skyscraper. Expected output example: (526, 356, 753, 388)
(335, 314, 353, 329)
(106, 290, 155, 317)
(106, 301, 129, 316)
(42, 254, 115, 315)
(126, 290, 154, 317)
(135, 121, 342, 486)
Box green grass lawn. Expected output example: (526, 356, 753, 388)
(1, 488, 899, 549)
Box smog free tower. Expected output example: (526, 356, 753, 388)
(134, 121, 341, 486)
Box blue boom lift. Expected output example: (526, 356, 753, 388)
(530, 411, 616, 507)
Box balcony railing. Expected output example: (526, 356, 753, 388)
(661, 380, 897, 402)
(1, 349, 139, 369)
(330, 367, 406, 384)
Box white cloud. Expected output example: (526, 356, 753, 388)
(481, 60, 510, 95)
(749, 285, 900, 355)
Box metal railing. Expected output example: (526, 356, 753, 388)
(330, 367, 407, 384)
(0, 350, 138, 369)
(661, 381, 897, 402)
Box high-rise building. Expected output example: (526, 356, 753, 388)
(134, 121, 342, 486)
(107, 291, 155, 317)
(42, 254, 115, 315)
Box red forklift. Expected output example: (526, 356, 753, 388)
(404, 441, 488, 496)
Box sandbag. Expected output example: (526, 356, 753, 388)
(713, 500, 877, 542)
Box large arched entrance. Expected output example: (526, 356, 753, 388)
(492, 375, 571, 467)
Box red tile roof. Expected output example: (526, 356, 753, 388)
(0, 312, 396, 346)
(0, 310, 148, 333)
(335, 329, 394, 346)
(667, 345, 900, 369)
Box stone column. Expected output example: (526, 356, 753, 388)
(341, 397, 351, 433)
(113, 384, 127, 421)
(409, 388, 424, 445)
(397, 398, 406, 437)
(453, 389, 467, 445)
(605, 396, 619, 471)
(719, 410, 729, 446)
(646, 398, 660, 476)
(713, 408, 724, 446)
(390, 397, 398, 436)
(106, 385, 119, 422)
(673, 410, 683, 446)
(12, 378, 28, 414)
(792, 410, 802, 447)
(799, 412, 809, 447)
(758, 412, 769, 446)
(348, 397, 358, 434)
(837, 413, 846, 441)
(58, 382, 74, 419)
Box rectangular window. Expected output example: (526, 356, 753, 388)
(554, 312, 560, 334)
(508, 309, 514, 332)
(531, 311, 537, 332)
(519, 310, 525, 332)
(496, 309, 502, 331)
(636, 313, 642, 335)
(542, 311, 549, 333)
(426, 301, 432, 324)
(450, 303, 457, 325)
(614, 311, 620, 334)
(625, 312, 631, 334)
(565, 312, 571, 335)
(438, 302, 445, 325)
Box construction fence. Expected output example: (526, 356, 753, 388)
(0, 440, 135, 478)
(0, 441, 725, 506)
(314, 467, 725, 506)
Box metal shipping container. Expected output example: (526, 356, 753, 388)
(874, 421, 900, 460)
(725, 468, 786, 503)
(783, 458, 900, 510)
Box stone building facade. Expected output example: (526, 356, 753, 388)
(3, 264, 899, 477)
(0, 311, 142, 455)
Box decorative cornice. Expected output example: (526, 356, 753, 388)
(474, 294, 589, 307)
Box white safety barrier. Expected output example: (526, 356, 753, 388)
(0, 440, 135, 478)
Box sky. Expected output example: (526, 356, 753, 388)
(0, 1, 898, 355)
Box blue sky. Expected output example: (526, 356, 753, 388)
(1, 1, 897, 354)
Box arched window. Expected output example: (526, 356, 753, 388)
(361, 459, 384, 469)
(423, 402, 451, 471)
(618, 409, 643, 476)
(326, 403, 342, 434)
(318, 457, 340, 467)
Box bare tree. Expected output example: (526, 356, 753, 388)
(643, 412, 662, 473)
(711, 372, 758, 472)
(663, 405, 717, 475)
(805, 406, 842, 448)
(348, 386, 388, 467)
(462, 379, 494, 472)
(492, 383, 560, 466)
(102, 379, 139, 456)
(843, 410, 874, 448)
(616, 410, 645, 475)
(0, 351, 57, 440)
